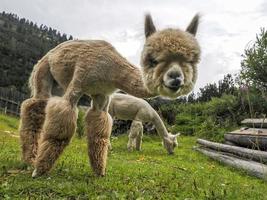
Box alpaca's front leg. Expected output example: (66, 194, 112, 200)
(32, 97, 78, 177)
(86, 95, 112, 176)
(128, 120, 142, 151)
(135, 123, 143, 151)
(19, 98, 47, 165)
(127, 129, 137, 151)
(127, 137, 136, 151)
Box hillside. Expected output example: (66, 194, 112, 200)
(0, 12, 72, 94)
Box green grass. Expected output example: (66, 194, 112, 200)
(0, 114, 267, 199)
(0, 113, 19, 132)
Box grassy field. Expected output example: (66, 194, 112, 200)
(0, 114, 267, 200)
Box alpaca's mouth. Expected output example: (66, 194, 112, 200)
(163, 83, 181, 93)
(157, 84, 183, 98)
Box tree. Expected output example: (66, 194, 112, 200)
(240, 28, 267, 93)
(69, 35, 73, 40)
(197, 83, 219, 102)
(187, 92, 195, 103)
(218, 74, 236, 96)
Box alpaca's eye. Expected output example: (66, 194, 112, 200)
(148, 57, 158, 68)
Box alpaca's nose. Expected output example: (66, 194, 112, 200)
(167, 71, 182, 90)
(171, 78, 181, 88)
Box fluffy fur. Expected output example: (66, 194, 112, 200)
(142, 14, 200, 98)
(85, 109, 112, 176)
(19, 13, 200, 177)
(19, 99, 47, 164)
(32, 97, 78, 177)
(109, 93, 179, 154)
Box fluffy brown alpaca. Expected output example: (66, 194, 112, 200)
(19, 13, 201, 177)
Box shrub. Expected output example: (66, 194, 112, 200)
(171, 113, 205, 135)
(196, 117, 234, 142)
(162, 95, 240, 141)
(203, 95, 237, 117)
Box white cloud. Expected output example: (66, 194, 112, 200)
(1, 0, 266, 91)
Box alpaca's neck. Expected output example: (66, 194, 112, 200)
(151, 111, 169, 139)
(113, 64, 156, 98)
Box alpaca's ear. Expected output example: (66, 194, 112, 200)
(169, 132, 180, 138)
(186, 13, 200, 36)
(174, 133, 180, 137)
(145, 13, 156, 38)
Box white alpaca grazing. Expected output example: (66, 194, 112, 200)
(109, 93, 180, 154)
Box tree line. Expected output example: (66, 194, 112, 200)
(0, 11, 72, 94)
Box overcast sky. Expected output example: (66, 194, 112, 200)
(1, 0, 267, 92)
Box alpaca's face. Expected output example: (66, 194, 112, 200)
(162, 133, 179, 154)
(141, 14, 200, 98)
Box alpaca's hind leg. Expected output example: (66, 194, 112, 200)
(19, 98, 47, 164)
(20, 56, 53, 165)
(86, 95, 112, 176)
(135, 123, 143, 151)
(127, 120, 142, 151)
(32, 96, 78, 177)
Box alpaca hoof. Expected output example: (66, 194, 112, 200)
(108, 143, 112, 151)
(99, 172, 106, 177)
(32, 169, 41, 178)
(32, 169, 38, 178)
(94, 171, 105, 177)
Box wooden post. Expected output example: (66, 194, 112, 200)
(197, 139, 267, 163)
(194, 147, 267, 181)
(16, 101, 20, 116)
(224, 133, 267, 150)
